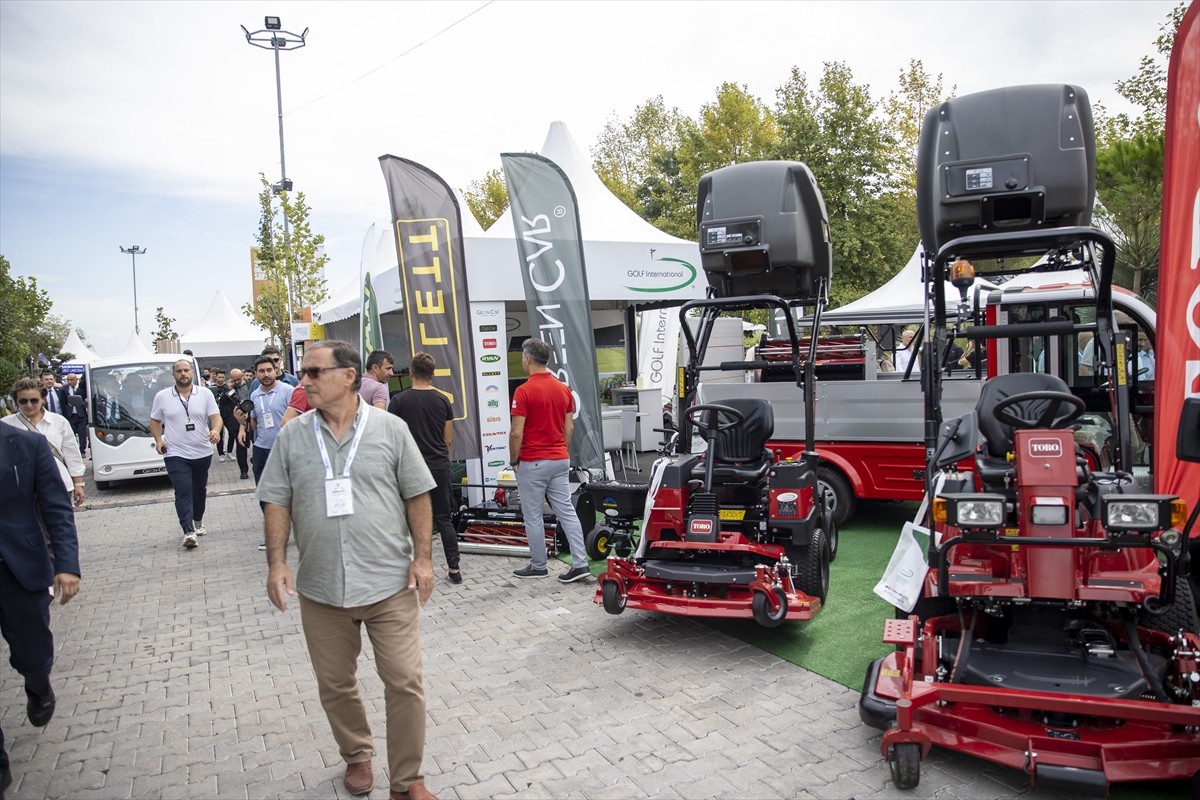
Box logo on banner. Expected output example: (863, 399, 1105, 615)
(485, 384, 499, 392)
(625, 257, 700, 294)
(482, 431, 506, 437)
(483, 338, 497, 349)
(480, 354, 500, 363)
(1029, 439, 1063, 457)
(485, 444, 507, 453)
(475, 307, 501, 318)
(487, 399, 499, 408)
(506, 318, 520, 332)
(482, 370, 500, 377)
(488, 460, 506, 467)
(479, 324, 498, 332)
(487, 416, 502, 423)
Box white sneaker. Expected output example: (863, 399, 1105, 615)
(218, 454, 227, 462)
(183, 532, 199, 549)
(194, 523, 207, 536)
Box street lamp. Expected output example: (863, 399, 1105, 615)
(242, 16, 307, 371)
(120, 245, 147, 334)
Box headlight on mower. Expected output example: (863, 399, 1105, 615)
(1102, 495, 1179, 533)
(936, 494, 1006, 529)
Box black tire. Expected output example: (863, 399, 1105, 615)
(822, 505, 839, 562)
(601, 581, 626, 615)
(793, 527, 830, 603)
(1143, 573, 1200, 635)
(888, 742, 921, 790)
(752, 586, 788, 628)
(95, 479, 112, 491)
(817, 466, 855, 527)
(585, 527, 613, 561)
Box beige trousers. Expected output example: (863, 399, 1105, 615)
(299, 588, 426, 789)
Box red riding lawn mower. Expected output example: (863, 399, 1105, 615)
(596, 160, 837, 628)
(859, 84, 1200, 796)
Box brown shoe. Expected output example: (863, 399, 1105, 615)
(343, 760, 374, 795)
(390, 782, 437, 800)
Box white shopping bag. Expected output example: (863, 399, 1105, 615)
(873, 474, 945, 613)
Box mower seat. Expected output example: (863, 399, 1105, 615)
(975, 372, 1073, 491)
(691, 398, 775, 485)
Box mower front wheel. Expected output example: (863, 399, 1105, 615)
(793, 528, 830, 603)
(586, 526, 613, 560)
(601, 581, 626, 615)
(888, 742, 921, 790)
(752, 587, 788, 628)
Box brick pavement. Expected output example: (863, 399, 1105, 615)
(0, 453, 1073, 799)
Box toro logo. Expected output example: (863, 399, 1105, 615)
(482, 338, 497, 349)
(1029, 439, 1063, 457)
(689, 519, 713, 535)
(480, 354, 500, 364)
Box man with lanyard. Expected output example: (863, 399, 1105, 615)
(249, 345, 299, 391)
(149, 359, 222, 550)
(242, 355, 294, 488)
(258, 340, 438, 800)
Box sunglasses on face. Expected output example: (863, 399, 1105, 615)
(299, 366, 341, 379)
(17, 397, 41, 405)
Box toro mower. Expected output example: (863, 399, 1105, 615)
(859, 84, 1200, 796)
(596, 160, 837, 628)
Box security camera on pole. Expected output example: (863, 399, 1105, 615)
(242, 16, 307, 372)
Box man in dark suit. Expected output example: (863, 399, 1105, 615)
(57, 373, 88, 455)
(0, 426, 81, 796)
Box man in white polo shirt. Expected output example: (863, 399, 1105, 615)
(150, 359, 222, 550)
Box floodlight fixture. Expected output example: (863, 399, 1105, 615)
(264, 16, 281, 30)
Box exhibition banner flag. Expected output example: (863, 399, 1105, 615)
(501, 152, 604, 475)
(1155, 0, 1199, 498)
(361, 270, 383, 365)
(379, 155, 480, 460)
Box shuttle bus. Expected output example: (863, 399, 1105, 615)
(86, 353, 199, 489)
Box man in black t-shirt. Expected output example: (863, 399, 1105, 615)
(388, 353, 463, 584)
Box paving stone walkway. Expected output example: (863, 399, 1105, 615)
(1, 455, 1074, 799)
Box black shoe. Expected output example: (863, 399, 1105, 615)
(27, 688, 55, 726)
(1, 765, 12, 798)
(240, 472, 249, 480)
(447, 570, 463, 585)
(558, 566, 591, 583)
(513, 563, 548, 578)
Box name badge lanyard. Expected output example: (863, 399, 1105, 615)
(176, 390, 195, 430)
(314, 402, 370, 482)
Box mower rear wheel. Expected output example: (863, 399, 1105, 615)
(817, 466, 855, 527)
(601, 581, 626, 615)
(586, 526, 613, 561)
(888, 742, 921, 789)
(752, 587, 788, 628)
(1143, 573, 1199, 635)
(793, 528, 830, 603)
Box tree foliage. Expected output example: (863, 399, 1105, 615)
(0, 254, 54, 393)
(242, 175, 330, 355)
(153, 306, 179, 349)
(462, 168, 508, 229)
(593, 97, 685, 211)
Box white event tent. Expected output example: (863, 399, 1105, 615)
(179, 290, 269, 364)
(61, 330, 98, 365)
(118, 330, 154, 356)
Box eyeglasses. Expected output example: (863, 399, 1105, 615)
(299, 366, 343, 379)
(17, 397, 41, 405)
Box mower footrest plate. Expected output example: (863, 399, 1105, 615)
(642, 560, 757, 585)
(883, 618, 917, 646)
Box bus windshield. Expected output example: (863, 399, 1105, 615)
(89, 362, 173, 434)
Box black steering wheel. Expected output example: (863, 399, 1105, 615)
(992, 390, 1086, 430)
(685, 404, 745, 439)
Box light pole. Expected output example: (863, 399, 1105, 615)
(120, 245, 147, 334)
(242, 16, 307, 371)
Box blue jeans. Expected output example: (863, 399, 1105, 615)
(515, 458, 586, 569)
(163, 454, 212, 533)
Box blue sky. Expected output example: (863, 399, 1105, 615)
(0, 0, 1174, 357)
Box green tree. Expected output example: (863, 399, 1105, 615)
(242, 175, 330, 355)
(28, 314, 73, 371)
(774, 62, 909, 305)
(592, 96, 685, 211)
(462, 168, 508, 229)
(152, 306, 179, 351)
(0, 255, 54, 392)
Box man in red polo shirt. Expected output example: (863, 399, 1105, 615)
(508, 338, 590, 583)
